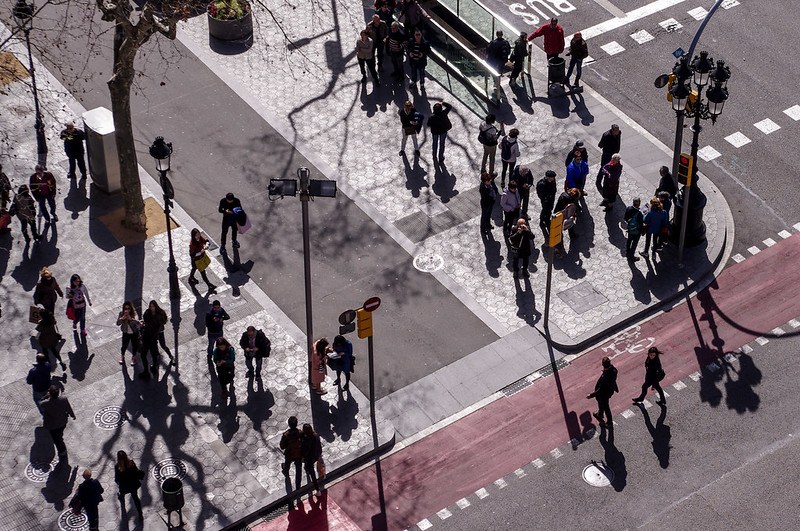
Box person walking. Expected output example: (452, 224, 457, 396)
(655, 165, 677, 198)
(218, 192, 242, 253)
(188, 228, 216, 291)
(356, 30, 380, 86)
(624, 197, 644, 262)
(280, 416, 303, 494)
(478, 114, 504, 177)
(486, 30, 511, 74)
(212, 337, 236, 401)
(536, 170, 557, 240)
(142, 300, 173, 374)
(508, 218, 534, 279)
(400, 0, 430, 36)
(479, 171, 499, 235)
(633, 347, 667, 405)
(564, 140, 588, 167)
(387, 22, 406, 83)
(10, 185, 40, 242)
(596, 124, 622, 189)
(500, 180, 521, 240)
(117, 301, 141, 367)
(331, 335, 354, 390)
(509, 165, 533, 217)
(65, 274, 92, 335)
(239, 325, 271, 379)
(114, 451, 144, 520)
(26, 353, 52, 412)
(60, 122, 87, 180)
(508, 32, 529, 85)
(29, 165, 58, 223)
(205, 300, 230, 360)
(426, 101, 452, 162)
(641, 197, 665, 257)
(398, 100, 421, 157)
(301, 423, 323, 494)
(33, 267, 63, 315)
(499, 129, 521, 189)
(527, 17, 565, 60)
(365, 14, 388, 70)
(312, 338, 330, 395)
(598, 153, 623, 211)
(39, 385, 76, 460)
(406, 29, 430, 88)
(586, 356, 618, 429)
(76, 468, 104, 531)
(36, 309, 66, 370)
(565, 32, 588, 88)
(565, 150, 589, 196)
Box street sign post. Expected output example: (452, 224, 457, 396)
(338, 309, 357, 326)
(544, 213, 563, 330)
(549, 212, 563, 248)
(363, 297, 381, 312)
(354, 296, 381, 439)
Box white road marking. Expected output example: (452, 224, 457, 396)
(747, 246, 760, 255)
(592, 0, 627, 18)
(494, 478, 507, 489)
(689, 371, 701, 381)
(763, 238, 776, 247)
(697, 145, 721, 161)
(754, 118, 781, 134)
(475, 487, 489, 499)
(601, 41, 626, 55)
(731, 253, 745, 263)
(687, 6, 708, 20)
(784, 105, 800, 121)
(417, 519, 433, 530)
(550, 448, 563, 459)
(437, 508, 452, 520)
(514, 468, 526, 478)
(672, 380, 687, 390)
(584, 55, 596, 65)
(724, 353, 737, 363)
(663, 391, 670, 397)
(621, 409, 635, 418)
(771, 327, 785, 336)
(532, 458, 545, 468)
(755, 336, 769, 346)
(642, 399, 653, 409)
(739, 344, 753, 354)
(789, 319, 800, 329)
(721, 0, 740, 8)
(630, 30, 654, 44)
(779, 230, 792, 239)
(456, 497, 471, 509)
(579, 0, 691, 41)
(659, 18, 683, 31)
(794, 222, 800, 232)
(724, 132, 751, 147)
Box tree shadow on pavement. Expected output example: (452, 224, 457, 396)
(636, 403, 671, 469)
(599, 428, 627, 492)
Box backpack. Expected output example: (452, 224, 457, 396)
(626, 214, 640, 236)
(478, 125, 498, 146)
(282, 429, 302, 460)
(501, 137, 513, 161)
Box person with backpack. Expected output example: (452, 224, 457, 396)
(239, 325, 271, 379)
(586, 356, 619, 429)
(509, 165, 533, 217)
(399, 100, 422, 157)
(499, 128, 521, 189)
(508, 218, 534, 279)
(280, 416, 303, 494)
(479, 172, 499, 235)
(500, 180, 521, 240)
(427, 101, 452, 162)
(508, 32, 529, 86)
(624, 197, 644, 262)
(10, 185, 40, 242)
(486, 30, 511, 74)
(478, 114, 505, 177)
(632, 347, 666, 405)
(29, 164, 58, 223)
(536, 170, 557, 239)
(598, 153, 623, 212)
(301, 423, 324, 494)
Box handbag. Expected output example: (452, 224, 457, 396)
(195, 253, 211, 272)
(29, 305, 43, 324)
(66, 301, 76, 321)
(316, 458, 326, 479)
(237, 215, 252, 235)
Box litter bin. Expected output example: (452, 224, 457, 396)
(547, 56, 566, 85)
(162, 477, 184, 511)
(82, 107, 121, 194)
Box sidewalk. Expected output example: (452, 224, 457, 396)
(0, 28, 392, 531)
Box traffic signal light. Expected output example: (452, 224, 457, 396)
(356, 308, 372, 339)
(666, 74, 676, 102)
(677, 153, 693, 186)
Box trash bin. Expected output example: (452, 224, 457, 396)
(161, 477, 185, 511)
(82, 107, 121, 194)
(547, 56, 566, 85)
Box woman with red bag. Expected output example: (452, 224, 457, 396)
(188, 228, 216, 292)
(65, 274, 92, 335)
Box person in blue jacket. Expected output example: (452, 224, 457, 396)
(565, 149, 589, 195)
(641, 197, 666, 257)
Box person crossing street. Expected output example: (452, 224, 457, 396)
(587, 356, 618, 429)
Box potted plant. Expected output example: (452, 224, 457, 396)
(207, 0, 253, 41)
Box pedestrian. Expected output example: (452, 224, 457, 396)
(536, 170, 557, 239)
(26, 353, 52, 412)
(478, 114, 504, 177)
(60, 122, 87, 180)
(554, 187, 580, 241)
(280, 416, 303, 493)
(479, 171, 499, 235)
(36, 308, 66, 370)
(387, 22, 406, 82)
(400, 0, 430, 36)
(564, 140, 588, 167)
(586, 356, 618, 429)
(641, 197, 665, 257)
(656, 191, 671, 249)
(596, 124, 621, 189)
(117, 301, 141, 367)
(142, 300, 173, 374)
(633, 347, 667, 405)
(65, 274, 92, 335)
(76, 468, 104, 531)
(406, 29, 430, 88)
(356, 30, 380, 86)
(114, 450, 144, 520)
(311, 338, 330, 395)
(508, 32, 529, 85)
(398, 100, 421, 157)
(599, 153, 623, 211)
(39, 385, 75, 460)
(10, 185, 40, 242)
(499, 129, 521, 188)
(426, 101, 452, 162)
(486, 30, 511, 74)
(565, 32, 588, 88)
(508, 218, 534, 279)
(212, 337, 236, 401)
(655, 165, 677, 198)
(33, 267, 63, 314)
(331, 335, 354, 390)
(188, 228, 216, 291)
(218, 192, 242, 253)
(565, 149, 589, 195)
(239, 325, 271, 379)
(301, 423, 323, 494)
(0, 163, 11, 211)
(500, 180, 521, 239)
(29, 165, 58, 223)
(377, 2, 393, 25)
(624, 197, 643, 262)
(205, 300, 230, 360)
(509, 165, 533, 216)
(527, 17, 565, 60)
(365, 14, 388, 70)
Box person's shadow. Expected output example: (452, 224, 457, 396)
(63, 177, 90, 220)
(67, 330, 93, 382)
(599, 427, 627, 491)
(42, 461, 78, 511)
(244, 376, 275, 431)
(431, 160, 459, 203)
(481, 231, 502, 277)
(636, 403, 671, 468)
(401, 152, 429, 198)
(723, 352, 761, 413)
(329, 389, 359, 443)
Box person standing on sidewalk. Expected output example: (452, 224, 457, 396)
(77, 468, 104, 531)
(331, 335, 354, 391)
(365, 14, 388, 71)
(356, 30, 380, 87)
(486, 30, 511, 74)
(500, 180, 521, 240)
(536, 170, 557, 240)
(114, 450, 144, 521)
(387, 22, 406, 83)
(218, 193, 242, 253)
(478, 114, 504, 177)
(117, 301, 141, 367)
(60, 122, 87, 180)
(26, 353, 52, 412)
(312, 338, 331, 395)
(66, 274, 92, 335)
(280, 416, 303, 496)
(36, 309, 66, 370)
(509, 165, 533, 217)
(598, 154, 623, 212)
(205, 300, 230, 360)
(596, 124, 621, 189)
(39, 385, 75, 460)
(188, 228, 216, 291)
(239, 325, 270, 379)
(499, 129, 521, 189)
(212, 337, 236, 401)
(624, 197, 643, 262)
(33, 267, 63, 315)
(587, 356, 618, 429)
(10, 185, 40, 242)
(398, 100, 421, 157)
(641, 197, 665, 257)
(29, 165, 58, 223)
(301, 423, 323, 494)
(143, 300, 173, 374)
(426, 101, 452, 162)
(406, 30, 430, 89)
(565, 150, 589, 196)
(633, 347, 666, 405)
(508, 218, 534, 279)
(479, 172, 499, 235)
(565, 32, 588, 88)
(401, 0, 430, 36)
(564, 140, 588, 167)
(655, 165, 677, 198)
(527, 17, 565, 61)
(508, 32, 529, 86)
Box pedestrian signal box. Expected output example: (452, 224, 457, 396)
(356, 308, 373, 339)
(677, 153, 694, 186)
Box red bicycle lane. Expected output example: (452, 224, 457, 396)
(258, 234, 800, 530)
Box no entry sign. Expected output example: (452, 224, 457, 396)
(363, 297, 381, 312)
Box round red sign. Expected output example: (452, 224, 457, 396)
(363, 297, 381, 312)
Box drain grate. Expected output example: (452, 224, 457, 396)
(500, 358, 570, 397)
(538, 358, 570, 377)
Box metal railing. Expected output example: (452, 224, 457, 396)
(436, 0, 521, 43)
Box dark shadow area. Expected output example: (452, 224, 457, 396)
(636, 403, 671, 468)
(67, 330, 94, 381)
(599, 427, 626, 491)
(481, 232, 502, 277)
(10, 229, 60, 291)
(208, 34, 254, 55)
(569, 89, 594, 126)
(544, 334, 583, 443)
(722, 352, 761, 413)
(87, 185, 123, 252)
(401, 152, 429, 198)
(430, 160, 459, 203)
(124, 242, 145, 310)
(42, 461, 78, 511)
(244, 376, 275, 431)
(62, 176, 90, 220)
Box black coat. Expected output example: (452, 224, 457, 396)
(218, 197, 242, 223)
(427, 103, 452, 135)
(598, 130, 621, 156)
(301, 433, 322, 464)
(564, 146, 589, 167)
(644, 355, 664, 385)
(509, 226, 533, 258)
(510, 167, 533, 193)
(479, 181, 499, 208)
(239, 330, 271, 358)
(77, 478, 104, 508)
(115, 463, 142, 494)
(536, 178, 556, 207)
(591, 366, 618, 400)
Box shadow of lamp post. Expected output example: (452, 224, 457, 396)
(13, 0, 48, 164)
(149, 136, 181, 301)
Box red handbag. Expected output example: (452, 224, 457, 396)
(66, 301, 76, 321)
(0, 212, 11, 231)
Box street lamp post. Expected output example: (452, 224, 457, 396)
(13, 0, 47, 164)
(149, 136, 181, 301)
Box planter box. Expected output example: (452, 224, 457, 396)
(207, 11, 253, 41)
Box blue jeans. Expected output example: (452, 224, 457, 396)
(72, 306, 86, 332)
(409, 61, 426, 84)
(431, 133, 447, 159)
(36, 195, 56, 221)
(566, 56, 583, 84)
(208, 332, 222, 358)
(221, 218, 238, 247)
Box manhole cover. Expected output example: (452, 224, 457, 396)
(58, 509, 88, 531)
(557, 281, 609, 314)
(152, 458, 187, 482)
(93, 406, 126, 430)
(413, 253, 444, 272)
(25, 457, 59, 482)
(582, 463, 613, 487)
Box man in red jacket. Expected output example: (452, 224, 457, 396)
(528, 18, 565, 60)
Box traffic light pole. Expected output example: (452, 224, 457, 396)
(678, 116, 702, 267)
(367, 334, 376, 435)
(299, 171, 314, 387)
